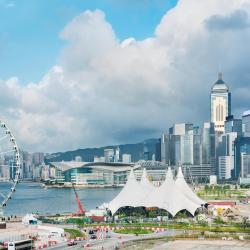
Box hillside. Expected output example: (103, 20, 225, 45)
(45, 138, 159, 163)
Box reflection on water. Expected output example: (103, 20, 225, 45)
(0, 182, 121, 215)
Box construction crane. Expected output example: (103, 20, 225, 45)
(71, 182, 85, 216)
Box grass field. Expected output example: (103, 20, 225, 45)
(114, 227, 153, 235)
(64, 228, 85, 238)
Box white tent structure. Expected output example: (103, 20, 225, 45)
(141, 168, 200, 216)
(175, 166, 205, 206)
(105, 167, 203, 217)
(107, 169, 144, 215)
(140, 168, 156, 193)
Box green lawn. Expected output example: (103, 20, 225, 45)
(114, 227, 153, 235)
(64, 228, 84, 238)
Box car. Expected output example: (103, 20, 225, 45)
(67, 240, 77, 246)
(90, 234, 97, 239)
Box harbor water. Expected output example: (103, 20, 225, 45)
(0, 182, 121, 215)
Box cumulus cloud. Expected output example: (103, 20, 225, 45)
(1, 0, 250, 152)
(205, 9, 250, 31)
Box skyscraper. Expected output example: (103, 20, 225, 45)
(242, 110, 250, 137)
(161, 133, 169, 164)
(210, 73, 231, 134)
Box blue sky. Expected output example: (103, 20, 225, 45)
(1, 0, 249, 152)
(0, 0, 177, 83)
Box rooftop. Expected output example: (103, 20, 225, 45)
(211, 73, 229, 93)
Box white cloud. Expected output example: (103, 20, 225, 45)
(1, 1, 250, 152)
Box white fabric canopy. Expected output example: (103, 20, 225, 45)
(107, 169, 144, 215)
(175, 167, 205, 206)
(106, 167, 202, 217)
(141, 167, 200, 216)
(140, 168, 156, 192)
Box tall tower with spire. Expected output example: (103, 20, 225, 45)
(210, 73, 231, 133)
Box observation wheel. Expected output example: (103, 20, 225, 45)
(0, 120, 21, 215)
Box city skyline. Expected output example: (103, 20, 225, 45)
(0, 0, 250, 153)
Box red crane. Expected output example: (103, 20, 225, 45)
(72, 182, 85, 216)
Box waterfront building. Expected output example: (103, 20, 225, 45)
(21, 151, 33, 179)
(94, 156, 105, 163)
(242, 110, 250, 137)
(122, 154, 131, 163)
(75, 156, 82, 162)
(114, 146, 120, 162)
(48, 161, 168, 186)
(210, 73, 231, 134)
(0, 165, 10, 181)
(104, 148, 114, 163)
(49, 166, 56, 178)
(32, 152, 44, 166)
(32, 166, 41, 179)
(182, 164, 213, 181)
(41, 165, 50, 180)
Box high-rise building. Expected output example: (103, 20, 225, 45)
(122, 154, 131, 163)
(225, 115, 242, 136)
(210, 73, 231, 134)
(143, 144, 150, 161)
(240, 154, 250, 179)
(160, 133, 169, 164)
(218, 156, 233, 179)
(104, 148, 114, 163)
(201, 122, 215, 165)
(33, 152, 44, 166)
(169, 123, 194, 165)
(172, 123, 193, 136)
(217, 132, 237, 179)
(155, 138, 161, 162)
(115, 146, 120, 162)
(242, 110, 250, 137)
(233, 137, 250, 179)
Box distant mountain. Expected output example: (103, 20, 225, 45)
(44, 138, 159, 163)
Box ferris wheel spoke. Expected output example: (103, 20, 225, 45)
(0, 120, 20, 215)
(0, 135, 8, 142)
(0, 192, 7, 199)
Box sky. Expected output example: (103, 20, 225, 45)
(0, 0, 177, 83)
(0, 0, 250, 153)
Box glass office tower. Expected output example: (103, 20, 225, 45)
(210, 73, 231, 134)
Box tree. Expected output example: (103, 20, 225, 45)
(204, 185, 209, 195)
(242, 217, 249, 230)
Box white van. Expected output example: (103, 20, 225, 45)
(7, 242, 15, 250)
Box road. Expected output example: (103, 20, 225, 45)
(45, 229, 184, 250)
